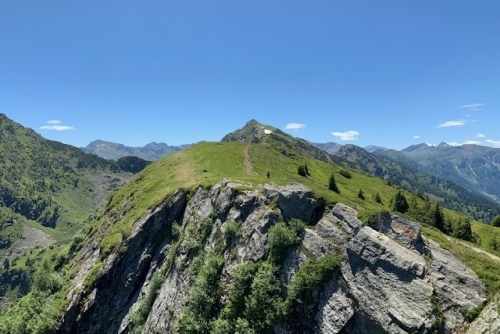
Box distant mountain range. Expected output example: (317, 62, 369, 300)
(0, 114, 148, 264)
(81, 140, 190, 161)
(373, 142, 500, 203)
(81, 127, 500, 222)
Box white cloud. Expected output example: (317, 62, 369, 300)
(39, 120, 74, 131)
(476, 133, 485, 138)
(331, 130, 359, 141)
(447, 140, 482, 147)
(486, 139, 500, 148)
(413, 135, 420, 139)
(460, 103, 484, 111)
(285, 123, 306, 130)
(437, 120, 465, 128)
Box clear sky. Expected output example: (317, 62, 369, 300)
(1, 1, 499, 150)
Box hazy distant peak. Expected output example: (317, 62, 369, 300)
(82, 140, 187, 161)
(437, 142, 452, 148)
(364, 145, 388, 153)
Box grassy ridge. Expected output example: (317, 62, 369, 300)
(99, 141, 392, 255)
(98, 140, 500, 294)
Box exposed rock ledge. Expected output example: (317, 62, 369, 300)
(57, 180, 488, 334)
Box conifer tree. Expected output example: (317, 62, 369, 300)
(391, 190, 409, 214)
(492, 215, 500, 227)
(328, 174, 339, 193)
(430, 202, 445, 231)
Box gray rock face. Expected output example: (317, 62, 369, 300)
(466, 294, 500, 334)
(331, 203, 363, 236)
(316, 277, 355, 333)
(62, 189, 188, 334)
(57, 180, 488, 334)
(342, 227, 433, 334)
(428, 239, 487, 332)
(264, 182, 319, 223)
(302, 229, 337, 258)
(371, 211, 426, 254)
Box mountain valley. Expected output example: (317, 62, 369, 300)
(1, 117, 500, 333)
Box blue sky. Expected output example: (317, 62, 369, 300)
(1, 1, 499, 150)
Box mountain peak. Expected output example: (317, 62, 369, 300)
(437, 141, 451, 148)
(221, 119, 275, 143)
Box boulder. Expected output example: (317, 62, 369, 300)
(342, 227, 434, 333)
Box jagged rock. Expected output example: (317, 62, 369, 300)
(466, 294, 500, 334)
(428, 239, 487, 332)
(342, 226, 434, 333)
(264, 182, 319, 223)
(280, 247, 308, 294)
(316, 277, 355, 333)
(370, 211, 426, 254)
(302, 229, 337, 258)
(56, 180, 488, 334)
(314, 215, 349, 247)
(61, 189, 187, 334)
(331, 203, 362, 236)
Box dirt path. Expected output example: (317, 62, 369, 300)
(443, 234, 500, 262)
(244, 146, 255, 175)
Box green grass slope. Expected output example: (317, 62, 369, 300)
(99, 139, 500, 266)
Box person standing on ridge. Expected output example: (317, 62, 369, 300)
(267, 169, 270, 179)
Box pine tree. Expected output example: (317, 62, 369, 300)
(492, 215, 500, 227)
(298, 165, 307, 177)
(328, 174, 339, 193)
(453, 218, 473, 242)
(430, 202, 445, 231)
(392, 190, 409, 214)
(357, 189, 365, 200)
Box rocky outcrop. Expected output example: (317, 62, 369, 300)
(466, 294, 500, 333)
(342, 227, 433, 333)
(57, 180, 488, 334)
(428, 239, 486, 332)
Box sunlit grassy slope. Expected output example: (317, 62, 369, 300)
(99, 141, 395, 255)
(97, 139, 500, 296)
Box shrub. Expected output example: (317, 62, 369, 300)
(83, 261, 103, 295)
(491, 235, 499, 251)
(268, 222, 302, 264)
(297, 165, 307, 177)
(285, 254, 341, 313)
(130, 271, 163, 333)
(224, 221, 240, 248)
(338, 169, 352, 179)
(358, 210, 391, 226)
(492, 215, 500, 227)
(219, 262, 260, 322)
(465, 303, 485, 322)
(177, 251, 224, 334)
(242, 262, 282, 333)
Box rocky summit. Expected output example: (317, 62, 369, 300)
(57, 180, 489, 333)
